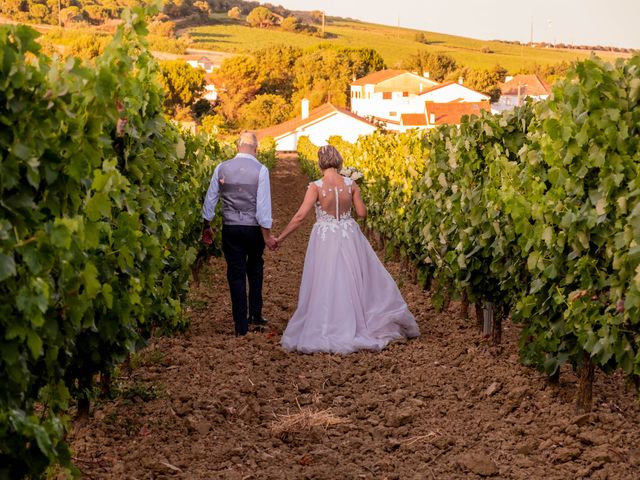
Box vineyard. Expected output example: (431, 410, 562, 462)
(299, 50, 640, 411)
(298, 54, 640, 416)
(0, 6, 275, 477)
(1, 4, 640, 479)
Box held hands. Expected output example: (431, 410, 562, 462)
(266, 235, 286, 251)
(265, 235, 279, 251)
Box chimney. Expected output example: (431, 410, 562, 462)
(458, 76, 464, 85)
(301, 98, 310, 120)
(423, 71, 430, 78)
(429, 113, 436, 124)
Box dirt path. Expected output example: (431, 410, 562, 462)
(69, 154, 640, 479)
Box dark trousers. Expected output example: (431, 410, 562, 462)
(221, 225, 265, 335)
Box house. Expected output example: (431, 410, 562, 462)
(203, 74, 218, 103)
(256, 100, 378, 151)
(493, 74, 551, 112)
(186, 55, 218, 73)
(396, 101, 491, 132)
(350, 69, 439, 124)
(417, 81, 490, 104)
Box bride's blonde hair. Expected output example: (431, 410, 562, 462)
(318, 145, 343, 171)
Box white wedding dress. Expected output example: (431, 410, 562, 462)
(281, 177, 420, 354)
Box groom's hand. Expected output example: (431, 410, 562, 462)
(202, 225, 213, 245)
(265, 235, 278, 251)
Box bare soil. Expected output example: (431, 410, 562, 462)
(69, 154, 640, 479)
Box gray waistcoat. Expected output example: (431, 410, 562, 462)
(218, 156, 262, 226)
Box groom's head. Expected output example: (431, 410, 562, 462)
(238, 132, 258, 156)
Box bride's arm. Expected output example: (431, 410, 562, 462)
(352, 183, 367, 219)
(276, 184, 318, 244)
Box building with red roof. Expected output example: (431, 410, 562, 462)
(494, 74, 552, 112)
(256, 100, 378, 151)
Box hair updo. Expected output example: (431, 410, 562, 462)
(317, 145, 343, 170)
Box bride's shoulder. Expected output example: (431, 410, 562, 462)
(310, 179, 322, 188)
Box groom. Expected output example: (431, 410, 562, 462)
(202, 132, 277, 336)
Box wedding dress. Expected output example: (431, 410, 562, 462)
(281, 177, 420, 354)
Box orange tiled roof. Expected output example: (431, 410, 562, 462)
(500, 74, 552, 97)
(426, 101, 490, 125)
(401, 113, 428, 126)
(256, 103, 376, 140)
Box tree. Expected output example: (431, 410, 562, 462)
(281, 16, 299, 32)
(227, 6, 241, 19)
(158, 60, 206, 113)
(193, 1, 211, 17)
(29, 3, 51, 23)
(254, 45, 303, 99)
(60, 6, 85, 25)
(246, 6, 277, 28)
(67, 33, 110, 60)
(240, 94, 291, 129)
(401, 51, 457, 81)
(447, 65, 506, 102)
(415, 32, 428, 44)
(310, 10, 323, 24)
(149, 19, 177, 37)
(492, 64, 508, 83)
(192, 98, 213, 119)
(213, 55, 262, 123)
(292, 48, 351, 109)
(342, 47, 386, 80)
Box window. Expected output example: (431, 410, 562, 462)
(403, 92, 409, 97)
(382, 92, 392, 100)
(389, 111, 397, 117)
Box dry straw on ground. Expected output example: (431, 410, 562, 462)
(270, 407, 350, 439)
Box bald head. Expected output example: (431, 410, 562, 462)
(238, 132, 258, 155)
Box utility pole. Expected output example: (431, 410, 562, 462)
(58, 0, 62, 27)
(530, 17, 533, 45)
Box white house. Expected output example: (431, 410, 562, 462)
(350, 70, 439, 125)
(493, 74, 551, 112)
(186, 55, 217, 73)
(417, 81, 490, 103)
(256, 100, 378, 151)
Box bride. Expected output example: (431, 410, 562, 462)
(275, 145, 420, 354)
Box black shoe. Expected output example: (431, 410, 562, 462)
(248, 317, 268, 326)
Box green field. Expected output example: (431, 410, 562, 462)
(188, 16, 627, 72)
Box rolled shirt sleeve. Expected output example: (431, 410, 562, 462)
(202, 164, 221, 222)
(256, 165, 273, 229)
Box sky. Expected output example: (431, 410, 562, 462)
(271, 0, 640, 49)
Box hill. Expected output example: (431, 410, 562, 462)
(187, 14, 629, 72)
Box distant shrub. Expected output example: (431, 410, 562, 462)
(149, 19, 177, 37)
(415, 32, 428, 44)
(481, 46, 494, 54)
(228, 6, 242, 19)
(281, 16, 299, 32)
